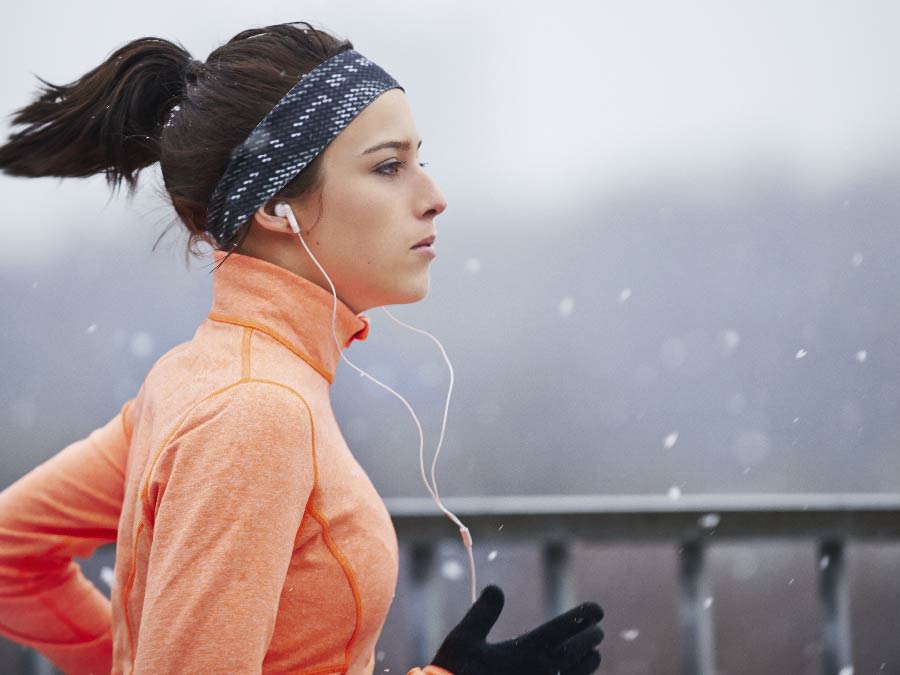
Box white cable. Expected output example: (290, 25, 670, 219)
(274, 202, 476, 605)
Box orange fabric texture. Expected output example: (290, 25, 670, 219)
(0, 250, 449, 674)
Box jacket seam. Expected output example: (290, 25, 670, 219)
(307, 505, 364, 667)
(207, 311, 334, 383)
(119, 399, 134, 445)
(241, 326, 253, 380)
(125, 379, 318, 673)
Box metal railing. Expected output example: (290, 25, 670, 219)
(14, 492, 900, 674)
(385, 493, 900, 675)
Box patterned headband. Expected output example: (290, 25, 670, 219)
(205, 49, 404, 246)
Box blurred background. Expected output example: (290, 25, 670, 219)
(2, 1, 900, 673)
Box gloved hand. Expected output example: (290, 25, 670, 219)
(428, 584, 604, 675)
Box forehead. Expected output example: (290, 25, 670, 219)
(332, 89, 418, 149)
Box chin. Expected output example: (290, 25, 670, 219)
(394, 277, 431, 305)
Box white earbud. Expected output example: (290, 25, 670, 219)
(274, 202, 300, 234)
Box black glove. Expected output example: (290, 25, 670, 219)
(428, 584, 604, 675)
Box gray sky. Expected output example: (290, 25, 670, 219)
(5, 9, 900, 671)
(4, 0, 900, 498)
(2, 1, 900, 267)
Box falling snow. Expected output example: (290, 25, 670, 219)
(620, 629, 640, 641)
(558, 296, 575, 316)
(704, 597, 714, 609)
(856, 350, 867, 362)
(487, 550, 498, 561)
(164, 105, 181, 128)
(618, 288, 632, 303)
(465, 257, 481, 274)
(441, 560, 464, 581)
(86, 323, 98, 334)
(664, 431, 679, 449)
(795, 348, 808, 359)
(667, 486, 682, 500)
(100, 566, 114, 589)
(851, 252, 863, 267)
(719, 329, 741, 353)
(130, 331, 155, 359)
(698, 513, 721, 529)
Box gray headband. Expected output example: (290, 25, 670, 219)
(205, 49, 404, 246)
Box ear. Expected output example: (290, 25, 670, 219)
(253, 201, 295, 235)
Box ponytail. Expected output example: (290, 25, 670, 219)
(0, 23, 353, 266)
(0, 37, 192, 196)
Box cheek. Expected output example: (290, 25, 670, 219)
(330, 227, 393, 274)
(366, 236, 403, 268)
(325, 180, 405, 266)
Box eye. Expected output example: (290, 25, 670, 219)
(376, 160, 430, 176)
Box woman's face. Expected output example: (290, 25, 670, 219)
(249, 88, 447, 314)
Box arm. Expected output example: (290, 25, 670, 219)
(0, 398, 134, 675)
(132, 381, 314, 674)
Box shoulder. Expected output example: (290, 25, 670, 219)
(168, 380, 315, 459)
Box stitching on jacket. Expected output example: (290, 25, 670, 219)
(119, 399, 134, 445)
(0, 617, 109, 647)
(123, 520, 142, 674)
(307, 505, 363, 670)
(126, 379, 318, 674)
(241, 326, 253, 380)
(208, 312, 334, 383)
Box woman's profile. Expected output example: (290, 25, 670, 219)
(0, 21, 604, 675)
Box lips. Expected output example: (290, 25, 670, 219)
(411, 234, 436, 249)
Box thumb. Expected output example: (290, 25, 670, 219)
(453, 584, 505, 642)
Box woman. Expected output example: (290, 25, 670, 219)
(0, 21, 604, 675)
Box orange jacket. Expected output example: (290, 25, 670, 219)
(0, 250, 455, 675)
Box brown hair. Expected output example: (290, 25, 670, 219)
(0, 21, 353, 269)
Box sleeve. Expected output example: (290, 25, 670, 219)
(132, 381, 314, 674)
(0, 397, 135, 675)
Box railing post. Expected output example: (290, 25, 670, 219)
(25, 648, 60, 675)
(542, 541, 575, 617)
(410, 541, 442, 667)
(818, 539, 853, 675)
(678, 540, 715, 675)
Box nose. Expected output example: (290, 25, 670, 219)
(422, 173, 447, 218)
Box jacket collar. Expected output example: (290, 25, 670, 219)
(207, 249, 370, 384)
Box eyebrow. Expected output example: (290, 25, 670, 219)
(361, 138, 423, 155)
